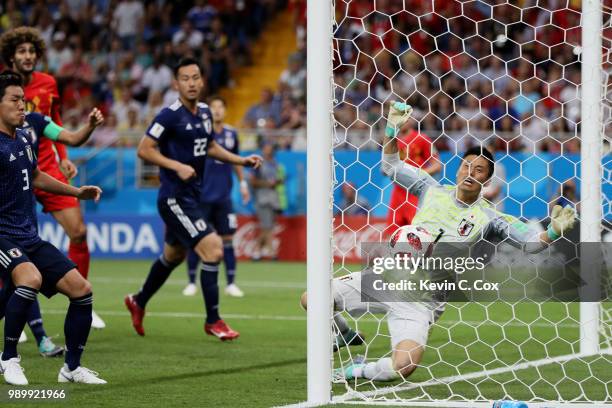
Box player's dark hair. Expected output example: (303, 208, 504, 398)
(208, 95, 226, 106)
(0, 27, 46, 66)
(0, 70, 23, 99)
(173, 57, 202, 78)
(462, 146, 495, 179)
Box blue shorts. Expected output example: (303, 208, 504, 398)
(201, 200, 237, 236)
(158, 196, 215, 249)
(0, 237, 76, 298)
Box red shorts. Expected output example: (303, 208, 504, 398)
(386, 186, 418, 235)
(34, 166, 79, 213)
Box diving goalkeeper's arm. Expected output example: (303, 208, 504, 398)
(381, 102, 438, 197)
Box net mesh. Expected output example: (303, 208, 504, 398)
(331, 0, 612, 404)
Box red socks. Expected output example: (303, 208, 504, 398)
(68, 241, 90, 279)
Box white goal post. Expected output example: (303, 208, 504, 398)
(303, 0, 610, 406)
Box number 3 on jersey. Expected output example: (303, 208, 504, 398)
(194, 138, 208, 157)
(22, 169, 29, 191)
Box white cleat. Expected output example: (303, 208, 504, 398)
(0, 354, 28, 385)
(18, 331, 27, 344)
(58, 364, 107, 384)
(182, 283, 197, 296)
(91, 310, 106, 329)
(224, 284, 244, 298)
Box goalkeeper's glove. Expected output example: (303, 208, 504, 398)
(547, 204, 576, 240)
(385, 101, 413, 138)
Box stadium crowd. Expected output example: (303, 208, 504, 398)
(0, 0, 287, 146)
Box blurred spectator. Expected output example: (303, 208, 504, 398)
(187, 0, 217, 33)
(58, 47, 94, 83)
(117, 107, 145, 142)
(202, 16, 231, 92)
(279, 53, 306, 100)
(172, 19, 203, 50)
(46, 32, 73, 73)
(142, 91, 165, 125)
(482, 142, 507, 211)
(243, 88, 282, 128)
(90, 112, 119, 147)
(250, 143, 285, 260)
(141, 52, 173, 95)
(336, 183, 371, 216)
(112, 89, 142, 126)
(112, 0, 144, 50)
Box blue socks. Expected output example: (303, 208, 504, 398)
(200, 263, 220, 324)
(136, 255, 180, 309)
(186, 250, 199, 285)
(64, 293, 93, 371)
(223, 241, 236, 285)
(3, 286, 38, 360)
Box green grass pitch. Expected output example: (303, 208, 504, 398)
(0, 260, 609, 407)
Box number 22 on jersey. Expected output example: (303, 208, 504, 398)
(194, 138, 208, 157)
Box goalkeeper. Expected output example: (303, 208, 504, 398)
(300, 101, 576, 382)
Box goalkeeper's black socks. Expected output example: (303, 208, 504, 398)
(201, 262, 221, 324)
(64, 293, 93, 371)
(136, 255, 180, 309)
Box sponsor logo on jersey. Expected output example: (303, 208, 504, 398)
(9, 153, 16, 161)
(186, 123, 193, 130)
(457, 218, 474, 236)
(7, 248, 22, 258)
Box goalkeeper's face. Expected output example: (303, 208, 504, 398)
(456, 154, 491, 194)
(174, 64, 204, 102)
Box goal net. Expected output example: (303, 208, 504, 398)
(310, 0, 612, 406)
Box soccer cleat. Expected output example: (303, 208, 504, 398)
(91, 310, 106, 329)
(58, 364, 107, 384)
(182, 283, 198, 296)
(333, 328, 366, 352)
(0, 354, 28, 385)
(18, 331, 27, 344)
(204, 319, 240, 341)
(224, 283, 244, 298)
(332, 360, 366, 382)
(38, 336, 64, 357)
(124, 294, 145, 336)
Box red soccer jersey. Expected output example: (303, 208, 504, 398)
(24, 71, 66, 171)
(387, 130, 438, 230)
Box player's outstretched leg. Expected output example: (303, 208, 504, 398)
(196, 234, 239, 341)
(335, 340, 424, 382)
(55, 269, 106, 384)
(52, 207, 105, 330)
(300, 292, 365, 352)
(222, 237, 243, 298)
(183, 250, 199, 296)
(126, 247, 183, 336)
(27, 300, 64, 357)
(1, 263, 42, 386)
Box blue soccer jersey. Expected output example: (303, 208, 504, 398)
(0, 129, 40, 247)
(200, 125, 239, 203)
(21, 112, 52, 155)
(146, 100, 214, 199)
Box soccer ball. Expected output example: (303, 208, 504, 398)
(389, 225, 436, 258)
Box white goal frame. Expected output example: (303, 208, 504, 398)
(303, 0, 607, 406)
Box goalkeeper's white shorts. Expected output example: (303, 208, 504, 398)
(332, 272, 433, 348)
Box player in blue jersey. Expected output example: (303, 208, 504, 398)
(182, 96, 250, 298)
(0, 107, 104, 359)
(124, 58, 262, 341)
(0, 71, 106, 385)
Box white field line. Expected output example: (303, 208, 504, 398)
(89, 276, 305, 289)
(39, 308, 583, 329)
(335, 348, 612, 403)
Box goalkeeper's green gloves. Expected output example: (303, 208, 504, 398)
(547, 204, 576, 240)
(385, 101, 413, 138)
